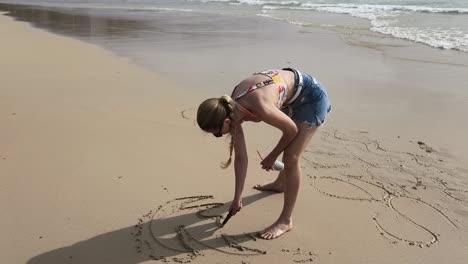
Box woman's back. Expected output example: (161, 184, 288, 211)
(231, 69, 296, 112)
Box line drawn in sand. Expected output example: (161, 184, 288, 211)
(311, 175, 390, 202)
(180, 108, 193, 120)
(373, 196, 459, 247)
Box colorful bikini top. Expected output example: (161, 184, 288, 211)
(233, 70, 289, 109)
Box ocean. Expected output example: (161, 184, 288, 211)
(1, 0, 467, 53)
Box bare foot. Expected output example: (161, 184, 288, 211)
(253, 182, 284, 193)
(259, 220, 293, 240)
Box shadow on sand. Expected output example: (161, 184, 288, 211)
(27, 192, 275, 264)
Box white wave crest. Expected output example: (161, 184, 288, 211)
(195, 0, 300, 6)
(257, 12, 307, 26)
(299, 3, 468, 18)
(372, 26, 468, 52)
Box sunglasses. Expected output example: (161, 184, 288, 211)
(213, 123, 223, 138)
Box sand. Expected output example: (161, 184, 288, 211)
(1, 7, 468, 264)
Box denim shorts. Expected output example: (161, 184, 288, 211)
(281, 73, 331, 127)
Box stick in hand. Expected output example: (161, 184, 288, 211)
(221, 210, 234, 227)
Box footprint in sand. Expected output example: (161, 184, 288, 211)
(282, 248, 318, 263)
(417, 141, 435, 153)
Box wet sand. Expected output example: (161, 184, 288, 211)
(1, 3, 468, 264)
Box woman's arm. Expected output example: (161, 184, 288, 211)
(228, 123, 247, 215)
(255, 101, 298, 169)
(233, 123, 248, 201)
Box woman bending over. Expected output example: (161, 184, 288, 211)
(197, 68, 331, 239)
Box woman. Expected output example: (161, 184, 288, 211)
(197, 68, 331, 239)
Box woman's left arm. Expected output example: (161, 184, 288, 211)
(233, 123, 248, 199)
(230, 123, 248, 214)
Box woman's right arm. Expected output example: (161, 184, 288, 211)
(231, 123, 248, 213)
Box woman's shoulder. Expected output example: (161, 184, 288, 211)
(232, 72, 278, 97)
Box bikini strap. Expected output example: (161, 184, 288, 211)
(233, 100, 257, 118)
(253, 70, 279, 79)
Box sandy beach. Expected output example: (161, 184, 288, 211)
(1, 3, 468, 264)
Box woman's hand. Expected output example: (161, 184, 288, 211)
(260, 153, 278, 171)
(229, 198, 243, 215)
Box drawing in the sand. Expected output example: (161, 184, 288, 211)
(309, 129, 465, 247)
(132, 194, 318, 263)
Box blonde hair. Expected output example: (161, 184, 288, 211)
(197, 95, 236, 169)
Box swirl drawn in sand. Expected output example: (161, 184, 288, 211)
(134, 195, 265, 262)
(132, 195, 317, 263)
(308, 127, 467, 247)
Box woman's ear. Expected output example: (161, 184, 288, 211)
(224, 118, 231, 125)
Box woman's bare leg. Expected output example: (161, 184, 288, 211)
(260, 123, 318, 239)
(253, 169, 286, 193)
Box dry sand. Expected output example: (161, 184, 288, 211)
(1, 10, 468, 264)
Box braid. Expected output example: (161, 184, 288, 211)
(219, 95, 235, 169)
(220, 137, 234, 169)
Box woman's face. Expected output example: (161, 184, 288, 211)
(211, 118, 231, 138)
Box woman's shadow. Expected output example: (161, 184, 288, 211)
(27, 192, 274, 264)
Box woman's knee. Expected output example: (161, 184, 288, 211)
(283, 152, 300, 167)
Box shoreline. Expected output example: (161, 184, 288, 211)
(1, 1, 467, 54)
(1, 5, 468, 264)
